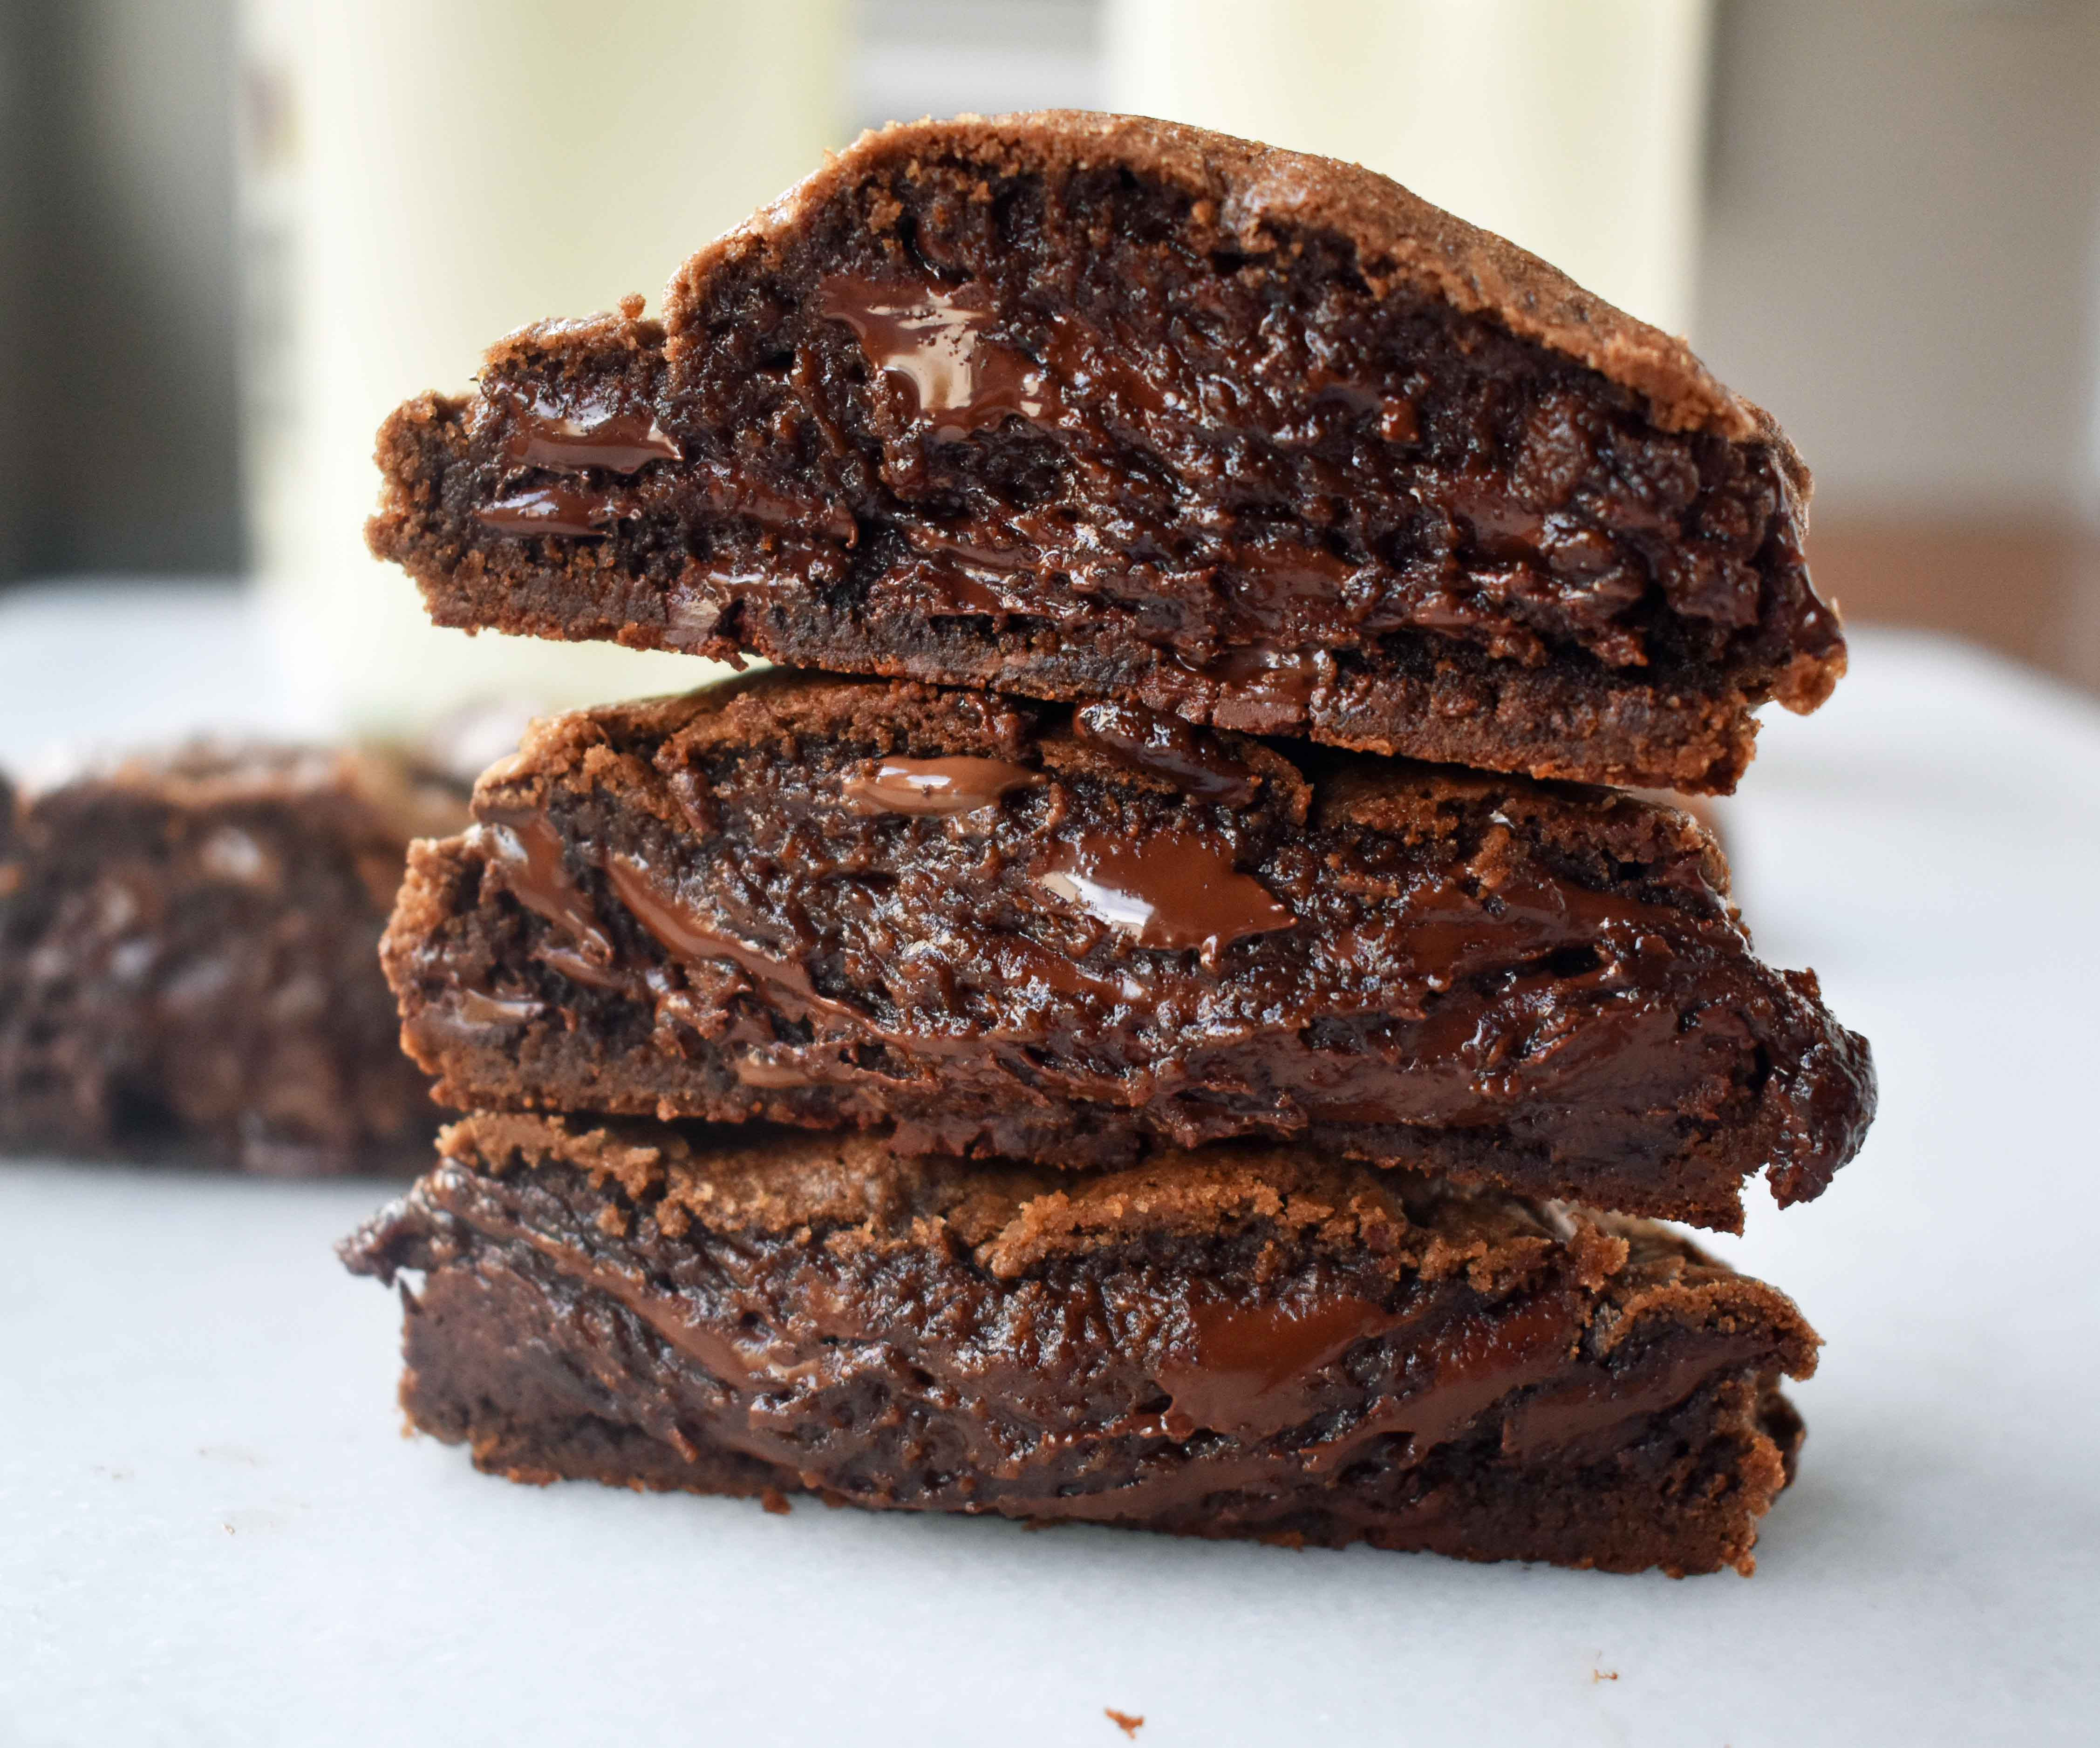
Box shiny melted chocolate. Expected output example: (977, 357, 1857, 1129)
(1293, 1292, 1585, 1473)
(600, 852, 1007, 1062)
(456, 987, 544, 1026)
(1159, 1292, 1400, 1441)
(503, 396, 681, 475)
(1032, 829, 1297, 962)
(603, 854, 825, 1013)
(456, 1183, 774, 1389)
(900, 558, 1030, 619)
(1002, 1273, 1581, 1470)
(477, 486, 614, 539)
(1074, 701, 1259, 805)
(476, 810, 619, 970)
(841, 756, 1043, 817)
(1505, 1334, 1768, 1459)
(1203, 646, 1326, 709)
(1150, 1284, 1732, 1466)
(1164, 646, 1330, 735)
(816, 276, 1051, 442)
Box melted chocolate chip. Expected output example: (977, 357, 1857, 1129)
(1303, 1292, 1583, 1470)
(1505, 1334, 1767, 1459)
(534, 943, 630, 993)
(1207, 645, 1324, 706)
(903, 558, 1027, 618)
(600, 855, 897, 1046)
(907, 527, 1030, 571)
(1154, 1288, 1606, 1460)
(606, 855, 811, 999)
(1225, 541, 1355, 635)
(900, 529, 1038, 619)
(841, 756, 1043, 817)
(1074, 701, 1259, 805)
(477, 486, 614, 539)
(599, 853, 987, 1061)
(816, 274, 1052, 441)
(454, 1187, 770, 1388)
(732, 1053, 825, 1088)
(710, 475, 858, 545)
(1038, 313, 1172, 418)
(456, 987, 543, 1026)
(1167, 645, 1328, 730)
(1447, 474, 1551, 562)
(1158, 1292, 1398, 1441)
(1033, 829, 1296, 962)
(476, 810, 618, 967)
(503, 396, 682, 475)
(1379, 851, 1689, 991)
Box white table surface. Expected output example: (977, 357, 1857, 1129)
(3, 582, 2096, 1748)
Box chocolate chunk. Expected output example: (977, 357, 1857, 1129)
(378, 672, 1875, 1229)
(0, 742, 465, 1173)
(368, 112, 1844, 793)
(1032, 826, 1295, 962)
(476, 807, 620, 969)
(477, 484, 615, 538)
(841, 755, 1043, 816)
(341, 1111, 1820, 1577)
(815, 276, 1053, 441)
(1074, 701, 1259, 805)
(500, 394, 681, 475)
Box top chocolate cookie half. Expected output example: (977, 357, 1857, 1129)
(369, 110, 1843, 793)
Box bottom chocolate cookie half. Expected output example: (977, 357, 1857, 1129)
(344, 1115, 1817, 1576)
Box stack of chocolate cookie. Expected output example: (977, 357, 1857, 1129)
(344, 113, 1875, 1576)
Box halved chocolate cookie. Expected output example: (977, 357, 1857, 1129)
(380, 673, 1874, 1228)
(368, 112, 1843, 794)
(343, 1110, 1818, 1576)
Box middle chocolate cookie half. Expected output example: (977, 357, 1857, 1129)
(382, 673, 1874, 1230)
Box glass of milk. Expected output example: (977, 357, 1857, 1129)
(238, 0, 846, 737)
(1104, 0, 1712, 335)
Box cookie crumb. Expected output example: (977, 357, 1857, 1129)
(1592, 1669, 1619, 1683)
(760, 1487, 792, 1516)
(1105, 1708, 1144, 1738)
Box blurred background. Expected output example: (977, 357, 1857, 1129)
(2, 0, 2098, 727)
